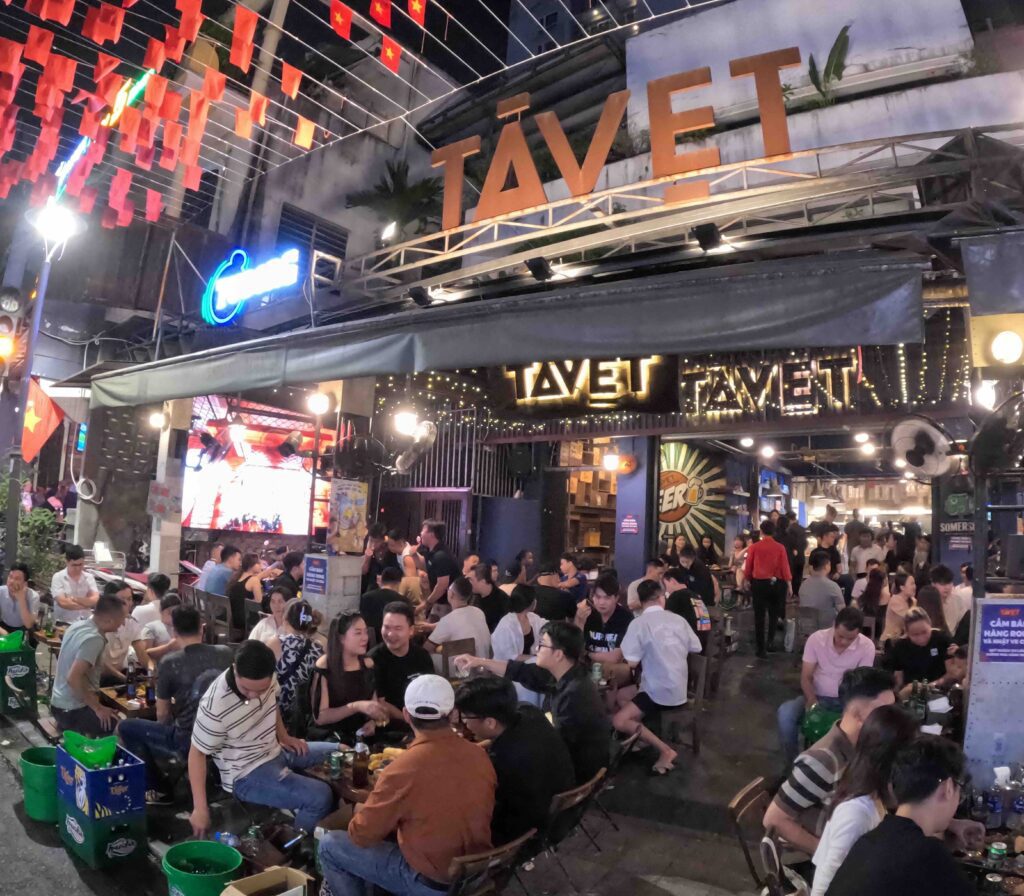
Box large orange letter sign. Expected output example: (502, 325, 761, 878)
(730, 47, 801, 158)
(431, 136, 481, 231)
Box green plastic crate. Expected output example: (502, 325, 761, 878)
(58, 798, 147, 869)
(0, 646, 36, 717)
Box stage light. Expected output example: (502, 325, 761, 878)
(306, 392, 331, 416)
(859, 442, 877, 457)
(991, 330, 1023, 365)
(148, 411, 168, 429)
(394, 410, 419, 437)
(973, 380, 997, 410)
(409, 286, 431, 307)
(853, 432, 870, 443)
(739, 437, 754, 448)
(31, 199, 80, 247)
(760, 445, 775, 459)
(693, 222, 722, 252)
(526, 257, 555, 282)
(380, 221, 398, 242)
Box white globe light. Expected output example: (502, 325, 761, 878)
(394, 410, 419, 436)
(306, 392, 330, 416)
(760, 445, 775, 459)
(148, 411, 167, 429)
(739, 437, 754, 448)
(602, 452, 620, 472)
(894, 457, 907, 469)
(991, 330, 1023, 365)
(32, 200, 80, 245)
(859, 442, 877, 457)
(853, 432, 870, 444)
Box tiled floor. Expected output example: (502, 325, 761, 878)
(1, 607, 798, 896)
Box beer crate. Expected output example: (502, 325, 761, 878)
(56, 744, 145, 819)
(58, 797, 147, 869)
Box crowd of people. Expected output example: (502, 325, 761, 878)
(0, 504, 990, 895)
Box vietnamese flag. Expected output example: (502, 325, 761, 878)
(280, 60, 301, 99)
(369, 0, 390, 27)
(329, 0, 351, 40)
(407, 0, 425, 26)
(22, 378, 63, 463)
(380, 35, 401, 73)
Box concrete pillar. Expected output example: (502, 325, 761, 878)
(149, 399, 190, 580)
(614, 436, 656, 584)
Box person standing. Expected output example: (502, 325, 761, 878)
(843, 510, 868, 563)
(849, 528, 884, 578)
(419, 519, 459, 620)
(744, 520, 792, 658)
(50, 594, 126, 735)
(783, 520, 808, 595)
(202, 545, 241, 597)
(51, 545, 99, 624)
(0, 563, 39, 634)
(799, 551, 845, 630)
(614, 580, 702, 775)
(319, 676, 495, 896)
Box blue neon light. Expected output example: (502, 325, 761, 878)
(202, 247, 301, 326)
(76, 423, 88, 453)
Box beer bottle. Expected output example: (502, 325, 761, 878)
(352, 735, 370, 788)
(125, 658, 137, 700)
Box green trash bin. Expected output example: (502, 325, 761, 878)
(21, 746, 57, 823)
(162, 841, 243, 896)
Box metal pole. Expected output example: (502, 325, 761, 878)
(151, 233, 176, 361)
(4, 256, 51, 568)
(306, 417, 321, 553)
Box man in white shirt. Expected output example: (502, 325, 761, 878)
(614, 579, 701, 775)
(132, 572, 172, 627)
(50, 545, 99, 624)
(188, 640, 337, 837)
(0, 563, 40, 633)
(931, 564, 969, 634)
(101, 580, 149, 684)
(425, 577, 491, 663)
(849, 529, 884, 577)
(195, 543, 223, 591)
(626, 558, 666, 613)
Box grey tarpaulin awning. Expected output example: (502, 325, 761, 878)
(961, 231, 1024, 314)
(90, 253, 926, 408)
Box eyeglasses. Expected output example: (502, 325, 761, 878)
(537, 641, 555, 652)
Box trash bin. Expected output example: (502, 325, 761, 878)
(20, 746, 57, 823)
(163, 841, 243, 896)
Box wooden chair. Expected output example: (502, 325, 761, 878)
(439, 638, 475, 679)
(445, 827, 536, 896)
(661, 654, 709, 755)
(727, 776, 772, 889)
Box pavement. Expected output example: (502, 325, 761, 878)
(0, 607, 799, 896)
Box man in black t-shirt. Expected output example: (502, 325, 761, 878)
(677, 547, 719, 606)
(118, 605, 233, 803)
(361, 523, 400, 594)
(367, 602, 434, 726)
(532, 571, 577, 622)
(467, 563, 509, 632)
(827, 737, 976, 896)
(663, 568, 712, 649)
(420, 519, 460, 618)
(575, 572, 633, 693)
(359, 568, 407, 643)
(885, 608, 953, 698)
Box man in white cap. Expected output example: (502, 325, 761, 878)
(319, 674, 496, 896)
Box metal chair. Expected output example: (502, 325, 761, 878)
(727, 776, 772, 889)
(704, 618, 727, 697)
(445, 827, 536, 896)
(660, 654, 709, 755)
(244, 598, 264, 634)
(591, 728, 642, 834)
(439, 638, 476, 679)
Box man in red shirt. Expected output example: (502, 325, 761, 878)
(743, 519, 793, 658)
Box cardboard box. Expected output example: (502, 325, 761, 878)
(221, 866, 313, 896)
(57, 745, 145, 819)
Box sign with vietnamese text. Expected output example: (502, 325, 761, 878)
(620, 514, 639, 535)
(303, 556, 328, 596)
(979, 603, 1024, 663)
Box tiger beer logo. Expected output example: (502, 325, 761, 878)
(659, 470, 705, 524)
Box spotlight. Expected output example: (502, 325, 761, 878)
(760, 445, 775, 459)
(859, 442, 877, 457)
(991, 330, 1023, 365)
(739, 437, 754, 448)
(973, 380, 997, 410)
(893, 457, 908, 469)
(31, 199, 81, 246)
(380, 221, 398, 243)
(853, 432, 870, 444)
(277, 430, 302, 457)
(394, 410, 419, 437)
(409, 286, 431, 308)
(602, 451, 620, 472)
(692, 222, 722, 252)
(903, 470, 915, 480)
(526, 257, 555, 282)
(148, 411, 168, 429)
(306, 391, 331, 416)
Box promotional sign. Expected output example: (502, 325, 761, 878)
(303, 556, 328, 595)
(979, 603, 1024, 663)
(620, 514, 639, 535)
(202, 247, 301, 326)
(658, 441, 726, 551)
(326, 478, 369, 555)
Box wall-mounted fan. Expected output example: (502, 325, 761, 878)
(888, 415, 956, 478)
(969, 393, 1024, 479)
(394, 421, 438, 474)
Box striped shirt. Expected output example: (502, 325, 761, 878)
(771, 723, 854, 841)
(191, 669, 281, 790)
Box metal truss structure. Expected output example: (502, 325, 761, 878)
(338, 123, 1024, 306)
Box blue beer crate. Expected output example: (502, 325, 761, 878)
(56, 744, 145, 819)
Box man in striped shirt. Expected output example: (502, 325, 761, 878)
(189, 640, 337, 837)
(762, 667, 895, 862)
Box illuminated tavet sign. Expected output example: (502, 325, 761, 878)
(505, 356, 661, 409)
(202, 247, 301, 326)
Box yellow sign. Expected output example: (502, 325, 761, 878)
(505, 356, 660, 409)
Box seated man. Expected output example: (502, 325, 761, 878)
(367, 602, 434, 727)
(189, 640, 337, 836)
(101, 579, 149, 684)
(663, 567, 712, 649)
(575, 572, 633, 691)
(764, 667, 896, 860)
(800, 550, 846, 629)
(319, 675, 495, 896)
(359, 568, 406, 644)
(455, 621, 610, 784)
(271, 551, 305, 602)
(467, 562, 509, 633)
(626, 558, 666, 614)
(132, 572, 172, 627)
(455, 676, 575, 845)
(614, 579, 702, 775)
(424, 576, 491, 663)
(0, 563, 39, 636)
(119, 605, 233, 804)
(531, 569, 577, 623)
(826, 737, 975, 896)
(140, 594, 183, 665)
(50, 594, 126, 735)
(777, 607, 875, 766)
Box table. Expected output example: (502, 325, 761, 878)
(98, 687, 157, 720)
(304, 761, 374, 805)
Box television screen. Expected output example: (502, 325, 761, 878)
(181, 421, 330, 534)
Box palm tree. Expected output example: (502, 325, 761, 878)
(347, 159, 443, 238)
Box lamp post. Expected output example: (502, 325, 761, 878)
(4, 200, 81, 568)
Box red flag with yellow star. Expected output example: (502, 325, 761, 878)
(330, 0, 352, 39)
(408, 0, 426, 26)
(22, 378, 63, 463)
(369, 0, 391, 28)
(380, 35, 401, 72)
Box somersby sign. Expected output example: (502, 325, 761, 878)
(430, 46, 802, 230)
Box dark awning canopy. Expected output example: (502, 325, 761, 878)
(90, 253, 925, 408)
